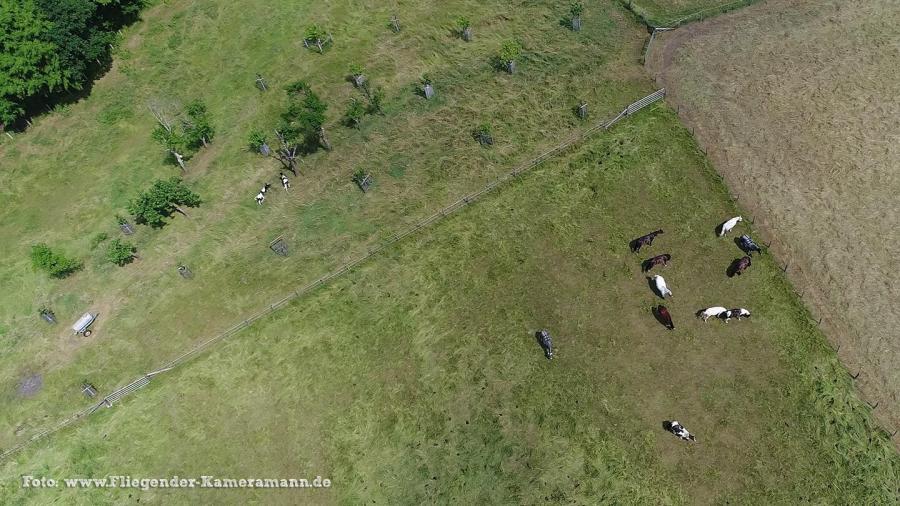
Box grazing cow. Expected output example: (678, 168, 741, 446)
(536, 330, 553, 360)
(630, 229, 663, 253)
(642, 253, 672, 272)
(718, 216, 743, 237)
(255, 192, 265, 205)
(651, 275, 672, 299)
(280, 173, 290, 190)
(260, 182, 272, 194)
(728, 256, 752, 277)
(737, 234, 762, 256)
(696, 306, 728, 322)
(729, 308, 751, 320)
(654, 305, 675, 330)
(663, 420, 696, 442)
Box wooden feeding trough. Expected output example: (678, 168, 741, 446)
(72, 312, 97, 337)
(39, 308, 57, 324)
(81, 382, 98, 399)
(353, 171, 373, 192)
(270, 235, 289, 256)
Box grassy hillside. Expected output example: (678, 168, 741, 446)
(0, 0, 896, 503)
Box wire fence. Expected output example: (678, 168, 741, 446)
(622, 0, 760, 29)
(0, 90, 667, 463)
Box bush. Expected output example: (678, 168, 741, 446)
(30, 243, 82, 278)
(106, 239, 136, 266)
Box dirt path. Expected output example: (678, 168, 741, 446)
(647, 0, 900, 437)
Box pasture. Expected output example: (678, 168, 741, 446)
(0, 0, 896, 503)
(648, 0, 900, 442)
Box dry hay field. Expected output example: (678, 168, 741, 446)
(648, 0, 900, 434)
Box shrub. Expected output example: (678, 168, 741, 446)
(30, 244, 82, 278)
(456, 16, 470, 31)
(106, 239, 136, 266)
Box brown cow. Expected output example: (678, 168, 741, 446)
(727, 256, 752, 277)
(642, 253, 672, 272)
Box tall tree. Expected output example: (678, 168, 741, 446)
(0, 0, 69, 127)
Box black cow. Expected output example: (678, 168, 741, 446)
(630, 229, 663, 253)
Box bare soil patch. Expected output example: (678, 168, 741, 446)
(16, 374, 43, 398)
(648, 0, 900, 434)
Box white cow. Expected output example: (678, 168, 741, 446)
(718, 216, 743, 237)
(255, 192, 265, 205)
(696, 306, 728, 322)
(652, 275, 672, 298)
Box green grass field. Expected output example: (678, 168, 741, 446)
(0, 0, 896, 503)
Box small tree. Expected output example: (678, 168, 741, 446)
(349, 63, 366, 88)
(304, 24, 330, 53)
(570, 2, 584, 31)
(280, 82, 328, 151)
(421, 74, 435, 99)
(344, 98, 366, 128)
(248, 129, 270, 156)
(183, 99, 214, 148)
(30, 244, 82, 278)
(456, 16, 472, 41)
(148, 100, 188, 170)
(472, 122, 493, 146)
(367, 86, 385, 114)
(497, 40, 522, 73)
(127, 177, 201, 227)
(106, 239, 136, 266)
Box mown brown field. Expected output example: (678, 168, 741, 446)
(648, 0, 900, 436)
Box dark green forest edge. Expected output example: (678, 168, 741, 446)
(0, 0, 144, 129)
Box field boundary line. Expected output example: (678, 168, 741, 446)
(0, 90, 666, 463)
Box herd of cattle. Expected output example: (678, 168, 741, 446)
(537, 215, 765, 443)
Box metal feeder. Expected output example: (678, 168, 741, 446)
(81, 383, 98, 399)
(72, 312, 97, 337)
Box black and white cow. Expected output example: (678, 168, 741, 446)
(737, 234, 762, 256)
(536, 329, 553, 360)
(663, 420, 696, 442)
